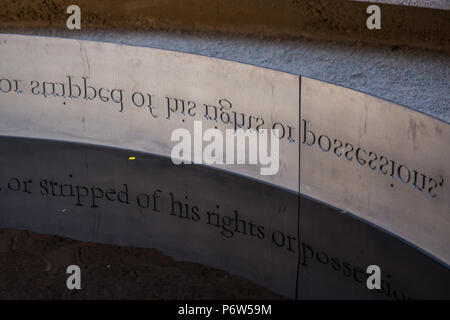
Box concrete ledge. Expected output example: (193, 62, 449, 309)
(353, 0, 450, 10)
(1, 0, 449, 52)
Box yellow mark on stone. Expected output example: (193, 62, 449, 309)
(129, 156, 136, 160)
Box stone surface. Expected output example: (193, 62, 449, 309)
(0, 137, 299, 298)
(0, 137, 448, 299)
(0, 34, 300, 191)
(353, 0, 450, 10)
(1, 34, 449, 264)
(0, 35, 449, 298)
(301, 77, 450, 266)
(1, 0, 448, 51)
(3, 29, 448, 123)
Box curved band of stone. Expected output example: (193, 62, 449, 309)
(0, 35, 448, 270)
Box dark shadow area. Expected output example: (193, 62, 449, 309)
(0, 136, 448, 299)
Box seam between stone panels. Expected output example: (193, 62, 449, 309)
(295, 76, 302, 300)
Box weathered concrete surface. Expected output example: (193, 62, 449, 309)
(353, 0, 450, 10)
(1, 0, 448, 51)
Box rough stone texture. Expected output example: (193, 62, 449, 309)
(353, 0, 450, 10)
(3, 28, 448, 123)
(1, 0, 449, 51)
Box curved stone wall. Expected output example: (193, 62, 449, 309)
(0, 34, 448, 298)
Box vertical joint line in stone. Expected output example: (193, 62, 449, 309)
(295, 76, 302, 300)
